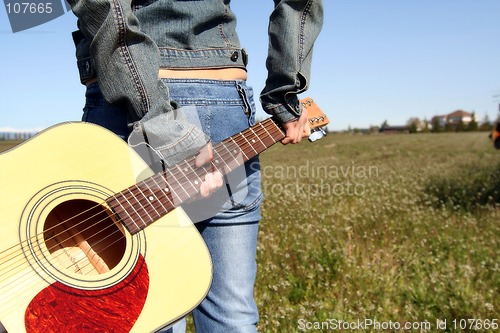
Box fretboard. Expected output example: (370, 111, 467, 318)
(107, 118, 285, 234)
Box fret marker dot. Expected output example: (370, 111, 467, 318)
(252, 139, 256, 143)
(215, 159, 219, 164)
(184, 168, 188, 172)
(165, 188, 169, 192)
(194, 180, 199, 185)
(149, 196, 154, 201)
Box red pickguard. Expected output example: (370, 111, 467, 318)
(24, 255, 149, 333)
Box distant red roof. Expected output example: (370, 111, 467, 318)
(447, 110, 473, 118)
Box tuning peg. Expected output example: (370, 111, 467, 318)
(308, 127, 327, 142)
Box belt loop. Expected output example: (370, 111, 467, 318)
(236, 84, 251, 115)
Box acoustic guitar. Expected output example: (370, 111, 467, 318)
(0, 98, 328, 333)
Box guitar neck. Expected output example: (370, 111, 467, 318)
(107, 118, 285, 234)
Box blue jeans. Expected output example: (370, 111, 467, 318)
(83, 79, 262, 333)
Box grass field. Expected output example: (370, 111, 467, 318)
(1, 132, 498, 332)
(256, 131, 499, 332)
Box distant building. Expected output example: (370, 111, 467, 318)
(448, 110, 477, 125)
(431, 115, 448, 128)
(431, 110, 478, 129)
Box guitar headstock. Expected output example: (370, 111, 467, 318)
(300, 97, 330, 142)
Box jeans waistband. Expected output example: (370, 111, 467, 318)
(161, 78, 251, 104)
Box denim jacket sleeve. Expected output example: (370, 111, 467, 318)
(260, 0, 324, 123)
(67, 0, 207, 165)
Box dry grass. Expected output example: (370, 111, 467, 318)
(256, 132, 499, 332)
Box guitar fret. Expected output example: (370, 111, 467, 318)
(217, 141, 242, 172)
(175, 163, 198, 194)
(184, 159, 206, 190)
(127, 187, 154, 222)
(251, 128, 270, 155)
(259, 121, 280, 145)
(108, 195, 130, 221)
(168, 168, 191, 199)
(212, 148, 231, 174)
(116, 192, 142, 222)
(250, 127, 267, 152)
(232, 136, 251, 159)
(110, 117, 292, 235)
(161, 172, 182, 204)
(149, 175, 175, 211)
(138, 180, 165, 218)
(229, 137, 248, 160)
(239, 132, 258, 157)
(123, 188, 151, 229)
(171, 162, 202, 200)
(135, 183, 162, 219)
(185, 159, 206, 189)
(109, 192, 140, 232)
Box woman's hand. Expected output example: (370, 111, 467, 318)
(195, 143, 224, 197)
(280, 109, 311, 144)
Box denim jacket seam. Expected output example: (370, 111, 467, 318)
(298, 0, 314, 64)
(218, 23, 230, 47)
(158, 123, 201, 151)
(112, 0, 151, 115)
(158, 46, 243, 53)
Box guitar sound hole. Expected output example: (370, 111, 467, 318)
(43, 199, 126, 275)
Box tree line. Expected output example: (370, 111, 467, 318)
(406, 112, 493, 133)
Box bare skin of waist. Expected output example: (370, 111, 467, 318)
(85, 68, 247, 86)
(159, 68, 247, 81)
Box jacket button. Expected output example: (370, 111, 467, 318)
(230, 51, 239, 62)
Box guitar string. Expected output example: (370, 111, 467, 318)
(0, 180, 188, 302)
(0, 161, 199, 296)
(0, 129, 278, 301)
(105, 121, 284, 235)
(0, 120, 282, 266)
(0, 153, 203, 259)
(113, 121, 282, 232)
(55, 124, 282, 274)
(0, 125, 284, 311)
(0, 120, 284, 297)
(0, 120, 283, 287)
(0, 118, 296, 318)
(0, 120, 286, 317)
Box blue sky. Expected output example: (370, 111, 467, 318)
(1, 1, 499, 132)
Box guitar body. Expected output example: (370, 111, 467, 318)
(0, 123, 212, 333)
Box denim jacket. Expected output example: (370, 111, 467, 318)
(69, 0, 323, 165)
